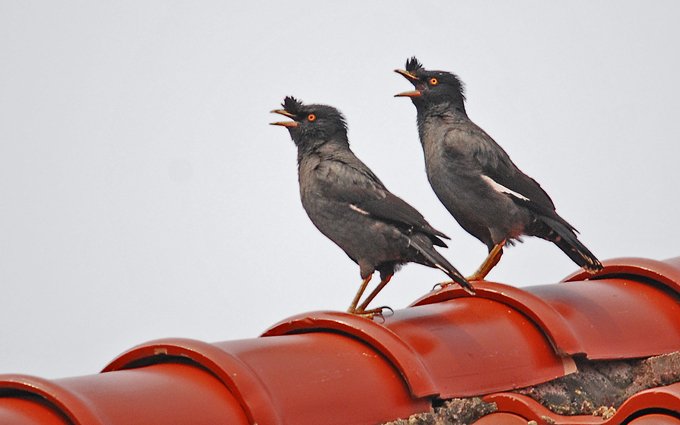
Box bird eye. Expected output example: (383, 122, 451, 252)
(429, 78, 438, 85)
(307, 114, 316, 121)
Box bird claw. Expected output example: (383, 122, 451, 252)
(432, 281, 452, 291)
(433, 281, 476, 296)
(354, 306, 394, 319)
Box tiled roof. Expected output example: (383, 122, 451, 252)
(1, 257, 679, 425)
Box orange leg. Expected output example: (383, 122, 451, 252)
(347, 275, 372, 314)
(467, 241, 505, 281)
(355, 275, 393, 315)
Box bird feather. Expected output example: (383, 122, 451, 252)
(314, 158, 450, 245)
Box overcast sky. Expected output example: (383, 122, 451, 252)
(2, 2, 679, 379)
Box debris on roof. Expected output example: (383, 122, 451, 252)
(515, 351, 680, 416)
(383, 351, 680, 425)
(384, 397, 498, 425)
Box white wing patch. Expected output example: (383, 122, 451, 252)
(482, 175, 530, 202)
(349, 204, 370, 215)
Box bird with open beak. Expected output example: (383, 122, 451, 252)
(271, 96, 473, 316)
(395, 57, 602, 280)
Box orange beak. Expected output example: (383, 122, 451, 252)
(394, 90, 422, 98)
(394, 69, 418, 81)
(270, 109, 298, 127)
(394, 69, 422, 97)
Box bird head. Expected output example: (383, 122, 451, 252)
(394, 57, 466, 113)
(271, 96, 348, 150)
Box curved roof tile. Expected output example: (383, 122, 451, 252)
(103, 337, 283, 425)
(262, 310, 439, 397)
(0, 397, 70, 425)
(410, 281, 585, 356)
(526, 277, 680, 359)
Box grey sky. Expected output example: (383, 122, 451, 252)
(1, 2, 679, 378)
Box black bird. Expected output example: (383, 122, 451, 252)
(395, 57, 603, 280)
(271, 96, 473, 315)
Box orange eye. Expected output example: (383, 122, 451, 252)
(429, 78, 438, 85)
(307, 114, 316, 121)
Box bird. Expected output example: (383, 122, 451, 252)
(394, 57, 603, 281)
(270, 96, 473, 315)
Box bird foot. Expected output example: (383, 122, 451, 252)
(351, 306, 394, 319)
(433, 281, 476, 295)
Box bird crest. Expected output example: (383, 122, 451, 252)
(282, 96, 303, 117)
(405, 57, 424, 73)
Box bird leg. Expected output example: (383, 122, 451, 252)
(467, 241, 505, 281)
(355, 275, 393, 314)
(347, 275, 372, 314)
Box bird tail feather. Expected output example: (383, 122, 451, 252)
(541, 216, 603, 273)
(409, 236, 475, 294)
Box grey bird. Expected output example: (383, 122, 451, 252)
(271, 96, 473, 315)
(395, 57, 603, 280)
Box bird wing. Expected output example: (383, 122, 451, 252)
(445, 124, 558, 215)
(315, 157, 450, 244)
(482, 160, 558, 217)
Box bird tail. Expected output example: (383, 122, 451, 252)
(410, 235, 476, 295)
(541, 216, 603, 273)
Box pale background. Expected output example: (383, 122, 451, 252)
(1, 2, 679, 378)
